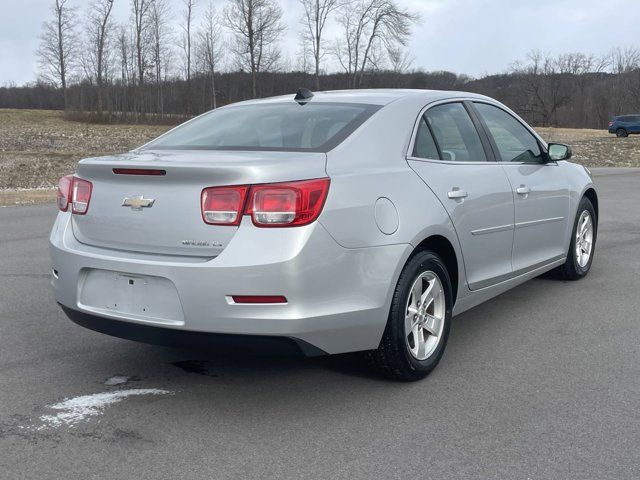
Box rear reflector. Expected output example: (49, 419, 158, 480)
(112, 168, 166, 176)
(231, 295, 288, 304)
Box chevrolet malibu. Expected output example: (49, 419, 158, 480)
(50, 89, 598, 381)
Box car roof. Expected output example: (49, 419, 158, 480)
(235, 89, 494, 107)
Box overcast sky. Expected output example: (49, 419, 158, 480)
(0, 0, 638, 85)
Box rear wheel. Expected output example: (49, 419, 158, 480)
(616, 128, 628, 138)
(555, 197, 597, 280)
(366, 250, 452, 381)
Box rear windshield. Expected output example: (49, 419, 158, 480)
(143, 102, 381, 153)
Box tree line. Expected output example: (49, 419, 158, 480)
(2, 0, 640, 128)
(27, 0, 418, 119)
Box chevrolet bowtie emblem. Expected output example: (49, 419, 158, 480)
(122, 195, 155, 211)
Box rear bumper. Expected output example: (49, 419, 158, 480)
(61, 305, 327, 356)
(50, 212, 410, 354)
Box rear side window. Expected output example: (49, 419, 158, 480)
(412, 117, 439, 159)
(424, 103, 487, 162)
(143, 103, 380, 153)
(474, 103, 543, 163)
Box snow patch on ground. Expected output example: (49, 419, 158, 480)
(38, 389, 172, 429)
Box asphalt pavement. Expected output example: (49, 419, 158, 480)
(1, 168, 639, 479)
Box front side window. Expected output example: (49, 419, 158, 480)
(143, 102, 380, 153)
(424, 103, 487, 162)
(474, 103, 543, 163)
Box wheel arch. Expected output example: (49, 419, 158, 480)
(412, 235, 459, 306)
(583, 187, 599, 222)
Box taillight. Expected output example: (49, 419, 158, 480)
(201, 185, 249, 225)
(201, 178, 330, 228)
(608, 121, 614, 127)
(57, 175, 73, 212)
(246, 178, 330, 227)
(57, 175, 93, 214)
(71, 178, 93, 215)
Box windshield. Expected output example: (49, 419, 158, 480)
(143, 102, 381, 153)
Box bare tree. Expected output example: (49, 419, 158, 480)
(83, 0, 115, 116)
(197, 2, 223, 109)
(37, 0, 78, 108)
(224, 0, 286, 97)
(511, 51, 571, 126)
(387, 44, 413, 74)
(334, 0, 418, 88)
(116, 26, 134, 85)
(180, 0, 196, 83)
(608, 47, 640, 113)
(300, 0, 341, 90)
(608, 46, 640, 74)
(131, 0, 153, 87)
(150, 0, 173, 115)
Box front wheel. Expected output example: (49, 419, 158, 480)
(555, 197, 597, 280)
(366, 250, 452, 381)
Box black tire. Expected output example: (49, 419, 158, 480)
(366, 250, 452, 381)
(555, 197, 597, 280)
(616, 128, 628, 138)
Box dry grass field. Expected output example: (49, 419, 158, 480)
(0, 109, 169, 206)
(0, 109, 638, 206)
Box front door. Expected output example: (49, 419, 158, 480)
(472, 102, 570, 273)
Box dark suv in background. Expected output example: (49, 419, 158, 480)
(609, 115, 640, 137)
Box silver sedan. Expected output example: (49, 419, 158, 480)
(50, 89, 598, 381)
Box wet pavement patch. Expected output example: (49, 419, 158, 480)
(171, 360, 221, 377)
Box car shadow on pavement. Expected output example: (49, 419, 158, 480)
(164, 348, 381, 381)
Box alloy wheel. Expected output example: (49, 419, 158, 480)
(575, 210, 594, 268)
(404, 271, 446, 361)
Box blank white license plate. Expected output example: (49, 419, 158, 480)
(78, 269, 184, 325)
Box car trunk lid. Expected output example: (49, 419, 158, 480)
(71, 149, 327, 257)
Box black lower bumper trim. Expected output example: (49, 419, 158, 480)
(60, 305, 327, 357)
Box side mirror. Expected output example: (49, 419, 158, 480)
(547, 143, 572, 161)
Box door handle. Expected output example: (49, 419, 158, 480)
(516, 186, 531, 195)
(447, 188, 468, 199)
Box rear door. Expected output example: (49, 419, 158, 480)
(407, 101, 515, 290)
(472, 102, 570, 273)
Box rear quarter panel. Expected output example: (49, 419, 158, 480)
(319, 96, 467, 300)
(320, 97, 459, 248)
